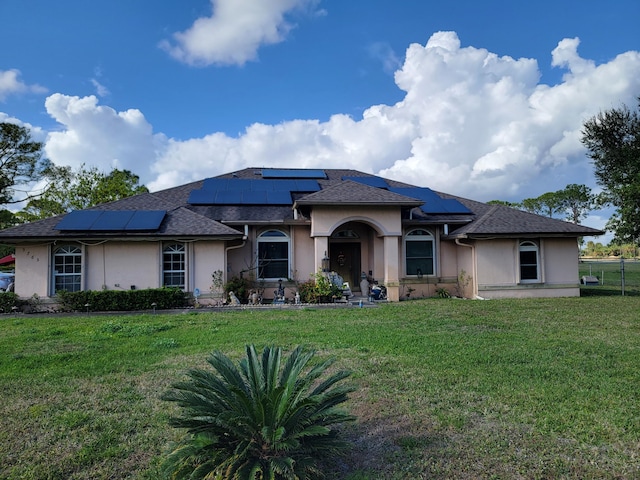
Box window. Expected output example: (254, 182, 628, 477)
(257, 230, 289, 279)
(53, 245, 82, 293)
(519, 241, 540, 282)
(405, 229, 434, 276)
(163, 243, 185, 288)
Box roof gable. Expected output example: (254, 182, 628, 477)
(294, 180, 423, 206)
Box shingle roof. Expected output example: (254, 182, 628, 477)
(294, 180, 423, 206)
(445, 198, 603, 237)
(0, 167, 604, 241)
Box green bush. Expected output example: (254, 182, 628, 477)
(57, 287, 189, 312)
(0, 292, 19, 313)
(224, 275, 249, 303)
(162, 345, 355, 480)
(297, 271, 342, 303)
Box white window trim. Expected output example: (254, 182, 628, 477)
(162, 242, 187, 289)
(404, 228, 436, 277)
(256, 229, 291, 280)
(51, 244, 84, 295)
(519, 240, 541, 284)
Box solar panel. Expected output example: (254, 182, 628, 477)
(226, 179, 254, 190)
(55, 210, 167, 231)
(201, 178, 229, 191)
(293, 180, 321, 192)
(389, 187, 470, 214)
(188, 190, 216, 204)
(91, 210, 135, 230)
(267, 191, 293, 204)
(262, 168, 326, 179)
(342, 176, 389, 188)
(214, 190, 243, 203)
(55, 210, 103, 230)
(126, 210, 166, 230)
(438, 199, 472, 214)
(241, 190, 268, 204)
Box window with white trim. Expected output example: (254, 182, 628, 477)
(519, 241, 540, 282)
(405, 229, 435, 276)
(52, 245, 82, 293)
(257, 230, 289, 280)
(163, 243, 186, 288)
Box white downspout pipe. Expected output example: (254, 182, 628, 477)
(225, 225, 249, 280)
(455, 238, 480, 299)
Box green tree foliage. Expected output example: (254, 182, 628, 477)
(520, 192, 563, 217)
(162, 345, 355, 480)
(498, 184, 595, 224)
(556, 183, 595, 224)
(582, 98, 640, 243)
(0, 122, 49, 205)
(19, 164, 149, 222)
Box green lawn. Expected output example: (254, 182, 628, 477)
(580, 259, 640, 295)
(1, 297, 639, 479)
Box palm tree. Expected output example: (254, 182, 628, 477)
(161, 345, 355, 479)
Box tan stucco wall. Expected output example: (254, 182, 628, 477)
(13, 244, 50, 297)
(292, 225, 314, 282)
(192, 241, 226, 294)
(310, 206, 402, 237)
(86, 242, 159, 291)
(476, 237, 581, 299)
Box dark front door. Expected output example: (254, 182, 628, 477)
(329, 243, 361, 291)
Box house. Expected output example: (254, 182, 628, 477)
(0, 168, 603, 304)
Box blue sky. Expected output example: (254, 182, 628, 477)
(1, 0, 639, 235)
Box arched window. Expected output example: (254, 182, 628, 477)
(519, 241, 540, 283)
(405, 229, 435, 276)
(257, 230, 289, 280)
(52, 245, 82, 293)
(163, 243, 185, 288)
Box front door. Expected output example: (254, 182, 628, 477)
(329, 243, 361, 291)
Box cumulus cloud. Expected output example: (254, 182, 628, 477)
(159, 0, 321, 66)
(37, 32, 640, 207)
(0, 69, 47, 101)
(44, 94, 166, 176)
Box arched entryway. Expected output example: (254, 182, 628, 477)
(328, 221, 376, 292)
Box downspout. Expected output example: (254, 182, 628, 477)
(225, 225, 249, 280)
(455, 238, 480, 299)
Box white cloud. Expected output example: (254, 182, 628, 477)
(43, 94, 166, 176)
(90, 78, 110, 97)
(34, 31, 640, 213)
(0, 69, 47, 101)
(159, 0, 320, 66)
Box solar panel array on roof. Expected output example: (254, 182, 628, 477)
(261, 168, 327, 179)
(342, 176, 389, 188)
(55, 210, 167, 231)
(389, 187, 471, 214)
(188, 178, 321, 205)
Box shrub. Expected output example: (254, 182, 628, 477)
(162, 344, 355, 479)
(224, 276, 249, 303)
(56, 287, 189, 312)
(297, 272, 342, 303)
(0, 292, 19, 313)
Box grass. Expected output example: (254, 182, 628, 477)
(580, 258, 640, 295)
(1, 297, 639, 479)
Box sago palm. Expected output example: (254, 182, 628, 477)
(161, 344, 355, 479)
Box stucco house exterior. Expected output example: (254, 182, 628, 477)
(0, 168, 603, 303)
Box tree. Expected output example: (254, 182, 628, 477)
(0, 122, 49, 205)
(161, 344, 355, 480)
(19, 164, 149, 222)
(581, 97, 640, 243)
(556, 184, 595, 224)
(519, 192, 563, 217)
